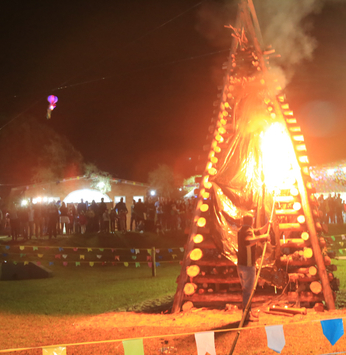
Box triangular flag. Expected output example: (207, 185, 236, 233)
(156, 262, 160, 267)
(75, 262, 81, 266)
(135, 249, 140, 254)
(99, 248, 104, 252)
(33, 247, 38, 251)
(124, 262, 129, 267)
(122, 339, 144, 355)
(55, 254, 61, 259)
(331, 236, 335, 241)
(37, 261, 41, 266)
(58, 247, 64, 251)
(168, 248, 173, 253)
(172, 254, 177, 259)
(135, 262, 140, 267)
(195, 331, 216, 355)
(38, 254, 43, 258)
(342, 235, 346, 240)
(42, 347, 66, 355)
(73, 248, 78, 251)
(89, 262, 94, 267)
(147, 256, 152, 261)
(13, 261, 17, 265)
(339, 249, 344, 254)
(180, 247, 184, 252)
(80, 255, 85, 260)
(96, 255, 102, 259)
(49, 262, 54, 266)
(148, 262, 152, 268)
(63, 262, 68, 266)
(156, 249, 160, 253)
(132, 256, 137, 260)
(19, 246, 25, 250)
(147, 249, 152, 255)
(321, 318, 344, 346)
(265, 325, 286, 353)
(5, 245, 10, 250)
(115, 255, 120, 261)
(62, 254, 68, 259)
(87, 248, 92, 252)
(24, 261, 29, 265)
(130, 249, 135, 254)
(20, 253, 26, 258)
(111, 249, 115, 252)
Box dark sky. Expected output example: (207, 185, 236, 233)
(1, 0, 345, 182)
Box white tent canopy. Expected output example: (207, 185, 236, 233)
(63, 189, 112, 204)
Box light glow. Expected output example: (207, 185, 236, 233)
(261, 122, 299, 191)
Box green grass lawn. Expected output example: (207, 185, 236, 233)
(0, 263, 181, 315)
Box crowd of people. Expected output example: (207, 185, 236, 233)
(317, 193, 346, 224)
(3, 196, 197, 241)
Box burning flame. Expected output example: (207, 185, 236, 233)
(261, 122, 298, 191)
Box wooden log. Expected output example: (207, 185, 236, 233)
(279, 223, 305, 231)
(301, 232, 310, 241)
(294, 266, 317, 276)
(263, 310, 294, 317)
(184, 283, 197, 296)
(327, 265, 337, 272)
(310, 281, 322, 294)
(185, 293, 274, 303)
(194, 275, 240, 284)
(324, 255, 331, 266)
(280, 239, 310, 248)
(197, 239, 217, 249)
(276, 196, 298, 203)
(186, 265, 200, 278)
(269, 306, 307, 315)
(182, 301, 194, 312)
(276, 209, 299, 216)
(314, 303, 325, 312)
(303, 248, 313, 259)
(288, 273, 319, 283)
(287, 291, 324, 303)
(189, 248, 203, 261)
(279, 257, 315, 267)
(196, 259, 236, 267)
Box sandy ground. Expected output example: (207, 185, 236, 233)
(1, 306, 346, 354)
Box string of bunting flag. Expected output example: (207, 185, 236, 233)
(0, 316, 345, 354)
(0, 245, 185, 268)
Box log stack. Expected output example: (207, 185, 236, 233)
(171, 0, 337, 313)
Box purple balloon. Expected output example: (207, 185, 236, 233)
(47, 95, 58, 104)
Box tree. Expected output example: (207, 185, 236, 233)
(148, 164, 183, 199)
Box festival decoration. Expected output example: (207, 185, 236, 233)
(265, 325, 285, 353)
(46, 95, 58, 119)
(122, 339, 144, 355)
(321, 318, 344, 346)
(195, 332, 216, 355)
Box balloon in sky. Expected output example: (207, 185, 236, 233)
(47, 95, 58, 119)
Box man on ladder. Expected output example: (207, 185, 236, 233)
(237, 214, 271, 321)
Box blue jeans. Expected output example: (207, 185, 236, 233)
(237, 264, 256, 311)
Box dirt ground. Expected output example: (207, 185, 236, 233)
(2, 305, 346, 355)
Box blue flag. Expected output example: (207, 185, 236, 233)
(321, 318, 344, 346)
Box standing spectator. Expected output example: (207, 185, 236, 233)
(9, 203, 19, 241)
(130, 199, 137, 231)
(110, 208, 117, 233)
(155, 197, 164, 230)
(103, 209, 110, 233)
(77, 199, 87, 215)
(79, 211, 87, 234)
(336, 193, 343, 224)
(115, 198, 128, 233)
(67, 206, 74, 234)
(98, 198, 107, 232)
(134, 199, 146, 229)
(34, 202, 43, 238)
(19, 206, 29, 239)
(28, 204, 35, 239)
(47, 202, 59, 239)
(60, 202, 69, 234)
(89, 200, 98, 232)
(327, 194, 336, 224)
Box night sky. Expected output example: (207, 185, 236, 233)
(1, 0, 346, 183)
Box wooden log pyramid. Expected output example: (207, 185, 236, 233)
(172, 0, 337, 313)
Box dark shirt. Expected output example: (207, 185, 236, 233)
(237, 225, 261, 267)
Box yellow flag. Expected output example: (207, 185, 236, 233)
(80, 255, 85, 260)
(89, 262, 94, 267)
